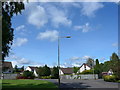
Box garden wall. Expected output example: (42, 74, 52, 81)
(60, 74, 98, 79)
(2, 74, 18, 79)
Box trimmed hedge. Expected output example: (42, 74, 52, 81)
(79, 70, 93, 74)
(39, 76, 52, 79)
(103, 75, 117, 82)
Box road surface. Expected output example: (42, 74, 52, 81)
(35, 79, 119, 89)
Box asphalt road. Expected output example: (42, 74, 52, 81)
(36, 79, 120, 89)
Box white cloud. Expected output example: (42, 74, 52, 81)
(68, 56, 80, 61)
(37, 30, 59, 41)
(82, 56, 91, 60)
(26, 3, 72, 28)
(13, 38, 28, 47)
(74, 22, 91, 32)
(27, 5, 48, 28)
(15, 25, 25, 31)
(6, 55, 31, 67)
(81, 2, 104, 17)
(46, 5, 72, 28)
(112, 43, 118, 47)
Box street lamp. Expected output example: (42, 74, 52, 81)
(58, 36, 71, 88)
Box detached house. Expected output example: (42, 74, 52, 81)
(2, 61, 13, 73)
(25, 66, 38, 77)
(59, 68, 74, 75)
(77, 63, 91, 73)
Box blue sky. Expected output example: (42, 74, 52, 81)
(5, 2, 118, 68)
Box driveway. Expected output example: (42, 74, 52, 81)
(35, 79, 119, 89)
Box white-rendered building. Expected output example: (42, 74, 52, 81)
(25, 66, 38, 77)
(77, 63, 91, 73)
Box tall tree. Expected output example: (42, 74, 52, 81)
(51, 66, 59, 79)
(43, 65, 51, 76)
(110, 53, 120, 79)
(110, 52, 119, 61)
(86, 58, 94, 68)
(14, 65, 18, 72)
(2, 2, 25, 61)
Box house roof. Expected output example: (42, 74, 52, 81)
(79, 63, 91, 69)
(2, 61, 13, 69)
(60, 68, 73, 74)
(28, 66, 38, 71)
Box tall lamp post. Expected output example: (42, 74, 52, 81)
(58, 36, 71, 88)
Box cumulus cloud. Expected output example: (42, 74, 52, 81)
(13, 38, 28, 47)
(15, 25, 25, 31)
(74, 22, 91, 32)
(26, 3, 72, 28)
(27, 5, 48, 28)
(46, 5, 72, 27)
(81, 2, 104, 17)
(37, 30, 59, 41)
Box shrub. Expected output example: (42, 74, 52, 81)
(16, 70, 35, 79)
(22, 70, 35, 78)
(103, 75, 117, 82)
(39, 76, 52, 79)
(80, 70, 93, 74)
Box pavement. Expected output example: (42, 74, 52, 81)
(35, 79, 120, 89)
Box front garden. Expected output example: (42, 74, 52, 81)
(2, 79, 58, 88)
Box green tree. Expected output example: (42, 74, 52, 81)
(110, 52, 119, 61)
(23, 70, 34, 78)
(21, 66, 24, 71)
(110, 53, 120, 79)
(14, 65, 18, 72)
(37, 65, 51, 77)
(43, 65, 51, 76)
(94, 59, 103, 78)
(86, 58, 94, 68)
(37, 66, 44, 77)
(73, 67, 79, 73)
(2, 2, 25, 61)
(51, 66, 59, 79)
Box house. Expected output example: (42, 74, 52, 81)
(2, 61, 13, 73)
(59, 68, 74, 75)
(102, 69, 113, 76)
(107, 69, 113, 75)
(25, 66, 38, 77)
(77, 63, 91, 73)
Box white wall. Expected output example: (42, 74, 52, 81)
(77, 65, 91, 73)
(25, 67, 32, 71)
(25, 67, 38, 77)
(59, 69, 64, 75)
(34, 70, 38, 77)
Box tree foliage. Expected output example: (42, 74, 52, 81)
(51, 66, 59, 79)
(37, 65, 51, 77)
(73, 66, 79, 73)
(2, 2, 25, 61)
(86, 58, 94, 68)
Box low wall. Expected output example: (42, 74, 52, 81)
(1, 74, 18, 79)
(60, 74, 98, 79)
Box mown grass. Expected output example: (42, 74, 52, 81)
(2, 79, 58, 89)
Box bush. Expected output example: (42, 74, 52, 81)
(39, 76, 52, 79)
(103, 75, 117, 82)
(22, 70, 35, 78)
(80, 70, 93, 74)
(16, 70, 35, 79)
